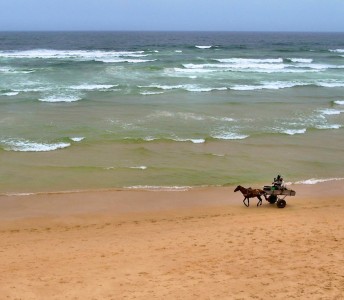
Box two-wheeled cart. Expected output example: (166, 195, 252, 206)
(263, 186, 296, 208)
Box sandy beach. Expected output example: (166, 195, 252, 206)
(0, 181, 343, 299)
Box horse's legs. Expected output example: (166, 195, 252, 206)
(243, 197, 249, 207)
(257, 196, 262, 206)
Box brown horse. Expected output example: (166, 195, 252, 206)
(234, 185, 267, 207)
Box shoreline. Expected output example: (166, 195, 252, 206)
(0, 179, 343, 224)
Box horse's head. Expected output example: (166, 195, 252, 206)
(234, 185, 241, 192)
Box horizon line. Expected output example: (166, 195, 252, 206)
(0, 30, 344, 34)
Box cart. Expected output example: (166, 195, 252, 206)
(263, 186, 296, 208)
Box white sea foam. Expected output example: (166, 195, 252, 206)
(216, 58, 283, 64)
(143, 136, 157, 141)
(318, 108, 342, 115)
(188, 58, 322, 74)
(5, 193, 35, 196)
(195, 45, 212, 49)
(140, 91, 164, 95)
(294, 178, 344, 185)
(173, 138, 206, 144)
(140, 84, 184, 90)
(185, 86, 227, 92)
(70, 84, 116, 90)
(329, 49, 344, 53)
(125, 185, 192, 191)
(316, 81, 344, 88)
(1, 92, 19, 96)
(315, 124, 341, 130)
(173, 67, 215, 74)
(38, 95, 82, 103)
(189, 61, 286, 72)
(149, 111, 205, 121)
(215, 117, 235, 122)
(1, 139, 70, 152)
(13, 87, 50, 92)
(0, 49, 147, 61)
(0, 67, 34, 74)
(212, 133, 249, 140)
(0, 67, 12, 73)
(129, 166, 147, 170)
(70, 137, 85, 142)
(288, 58, 313, 63)
(98, 58, 156, 63)
(175, 50, 182, 53)
(282, 129, 307, 135)
(334, 100, 344, 105)
(140, 84, 225, 92)
(298, 63, 344, 70)
(231, 81, 304, 91)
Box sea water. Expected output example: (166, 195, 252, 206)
(0, 32, 344, 192)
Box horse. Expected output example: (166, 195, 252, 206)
(234, 185, 267, 207)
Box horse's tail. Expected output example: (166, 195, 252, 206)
(258, 189, 266, 195)
(258, 189, 268, 200)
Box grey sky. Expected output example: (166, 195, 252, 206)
(1, 0, 343, 32)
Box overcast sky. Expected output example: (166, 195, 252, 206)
(1, 0, 344, 32)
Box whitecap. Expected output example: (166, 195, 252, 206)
(129, 166, 147, 170)
(175, 50, 182, 53)
(214, 117, 235, 122)
(0, 67, 35, 74)
(70, 137, 85, 142)
(316, 81, 344, 88)
(38, 95, 82, 103)
(140, 91, 164, 95)
(329, 49, 344, 53)
(0, 49, 147, 60)
(298, 63, 344, 70)
(231, 81, 304, 91)
(282, 129, 307, 135)
(5, 193, 35, 196)
(315, 124, 341, 129)
(173, 67, 215, 74)
(334, 100, 344, 105)
(294, 178, 344, 185)
(97, 58, 156, 63)
(1, 139, 70, 152)
(231, 85, 261, 91)
(318, 108, 342, 115)
(185, 86, 227, 92)
(195, 45, 212, 49)
(70, 84, 116, 90)
(125, 185, 191, 191)
(143, 136, 157, 141)
(139, 84, 184, 90)
(1, 92, 19, 96)
(288, 58, 313, 63)
(216, 58, 283, 64)
(172, 138, 205, 144)
(212, 133, 249, 140)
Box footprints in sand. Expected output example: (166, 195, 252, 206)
(1, 203, 344, 299)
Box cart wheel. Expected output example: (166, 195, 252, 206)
(277, 199, 286, 208)
(268, 195, 277, 204)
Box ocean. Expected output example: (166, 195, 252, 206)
(1, 31, 344, 193)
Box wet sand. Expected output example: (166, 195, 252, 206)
(0, 182, 343, 299)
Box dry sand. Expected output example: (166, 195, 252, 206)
(0, 181, 343, 299)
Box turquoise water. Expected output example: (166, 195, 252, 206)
(0, 32, 344, 192)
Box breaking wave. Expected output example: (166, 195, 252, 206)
(0, 139, 71, 152)
(294, 178, 344, 185)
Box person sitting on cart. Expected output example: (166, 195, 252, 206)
(273, 175, 285, 190)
